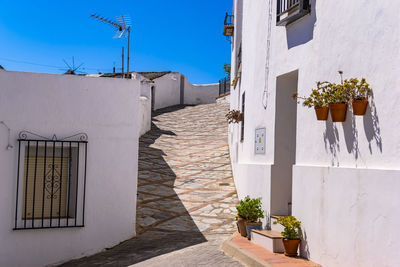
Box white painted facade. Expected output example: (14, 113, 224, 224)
(229, 0, 400, 266)
(0, 71, 139, 267)
(151, 72, 219, 110)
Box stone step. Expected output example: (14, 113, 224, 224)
(250, 229, 285, 253)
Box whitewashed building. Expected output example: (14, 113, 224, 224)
(228, 0, 400, 266)
(138, 71, 220, 111)
(0, 70, 140, 267)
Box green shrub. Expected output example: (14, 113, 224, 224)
(236, 196, 264, 222)
(273, 216, 302, 240)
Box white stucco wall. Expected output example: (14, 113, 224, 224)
(139, 96, 151, 136)
(184, 82, 219, 105)
(152, 73, 181, 110)
(229, 0, 400, 265)
(152, 73, 219, 110)
(0, 71, 139, 267)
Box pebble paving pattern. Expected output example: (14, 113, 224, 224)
(137, 102, 239, 235)
(59, 102, 242, 266)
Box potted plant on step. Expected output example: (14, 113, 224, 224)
(345, 78, 372, 115)
(236, 196, 264, 240)
(235, 208, 247, 237)
(274, 216, 302, 257)
(326, 82, 351, 122)
(293, 81, 330, 121)
(226, 110, 243, 123)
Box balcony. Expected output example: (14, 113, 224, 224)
(223, 13, 234, 36)
(276, 0, 310, 26)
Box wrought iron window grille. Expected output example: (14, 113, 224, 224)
(14, 131, 88, 230)
(277, 0, 311, 26)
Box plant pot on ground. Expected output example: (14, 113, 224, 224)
(273, 216, 302, 257)
(235, 196, 264, 239)
(245, 221, 262, 240)
(236, 216, 247, 237)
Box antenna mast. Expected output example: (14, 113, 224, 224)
(91, 14, 132, 77)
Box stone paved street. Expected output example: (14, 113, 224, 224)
(137, 103, 239, 235)
(59, 102, 242, 267)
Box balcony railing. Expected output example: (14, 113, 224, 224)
(219, 77, 231, 96)
(223, 13, 234, 36)
(277, 0, 310, 26)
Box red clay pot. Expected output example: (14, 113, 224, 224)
(237, 216, 247, 237)
(282, 239, 301, 257)
(351, 98, 368, 115)
(314, 106, 329, 121)
(329, 103, 347, 122)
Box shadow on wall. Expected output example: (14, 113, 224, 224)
(299, 229, 311, 259)
(323, 93, 382, 166)
(286, 0, 317, 49)
(363, 92, 383, 153)
(323, 120, 340, 166)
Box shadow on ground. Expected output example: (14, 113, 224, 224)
(59, 105, 207, 267)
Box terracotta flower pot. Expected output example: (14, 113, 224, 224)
(329, 103, 347, 122)
(351, 98, 368, 115)
(282, 239, 301, 257)
(245, 221, 262, 240)
(237, 217, 247, 237)
(314, 106, 329, 121)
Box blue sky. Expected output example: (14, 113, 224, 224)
(0, 0, 232, 83)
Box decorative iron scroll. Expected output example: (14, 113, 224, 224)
(18, 131, 88, 142)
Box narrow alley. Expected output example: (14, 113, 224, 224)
(60, 102, 242, 266)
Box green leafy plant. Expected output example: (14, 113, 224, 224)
(293, 81, 330, 108)
(223, 63, 231, 79)
(231, 74, 239, 87)
(273, 216, 302, 240)
(236, 196, 264, 222)
(344, 78, 372, 100)
(325, 82, 351, 104)
(226, 110, 243, 123)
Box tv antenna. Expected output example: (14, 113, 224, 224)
(91, 14, 132, 77)
(61, 57, 85, 75)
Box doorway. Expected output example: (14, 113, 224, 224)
(271, 70, 298, 216)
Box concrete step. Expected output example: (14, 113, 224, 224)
(250, 229, 284, 253)
(270, 215, 284, 233)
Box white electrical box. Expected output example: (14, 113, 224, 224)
(255, 128, 266, 154)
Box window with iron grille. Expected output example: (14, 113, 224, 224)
(276, 0, 310, 26)
(241, 92, 245, 142)
(14, 131, 88, 230)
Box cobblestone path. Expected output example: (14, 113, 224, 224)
(137, 103, 239, 234)
(59, 102, 241, 267)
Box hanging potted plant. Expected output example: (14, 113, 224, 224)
(273, 216, 302, 257)
(345, 78, 371, 115)
(326, 82, 350, 122)
(293, 81, 330, 121)
(226, 110, 243, 123)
